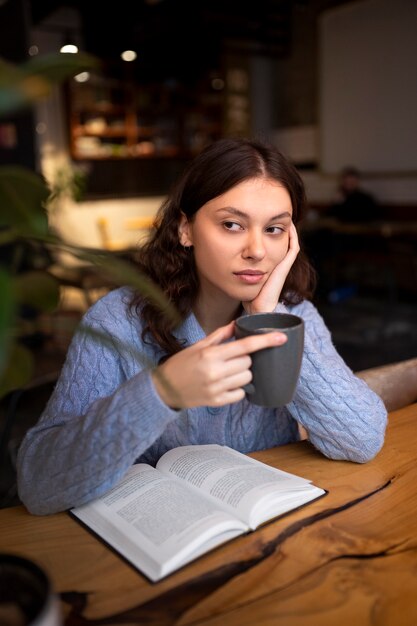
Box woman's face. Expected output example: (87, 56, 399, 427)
(179, 177, 293, 306)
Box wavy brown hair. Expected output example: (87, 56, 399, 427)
(132, 137, 316, 355)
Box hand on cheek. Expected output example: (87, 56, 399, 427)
(243, 222, 300, 314)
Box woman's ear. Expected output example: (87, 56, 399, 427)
(178, 212, 193, 247)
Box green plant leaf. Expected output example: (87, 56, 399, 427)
(0, 53, 99, 116)
(69, 247, 181, 326)
(0, 341, 34, 398)
(14, 270, 60, 312)
(0, 269, 15, 377)
(0, 57, 50, 114)
(23, 52, 99, 83)
(0, 166, 49, 235)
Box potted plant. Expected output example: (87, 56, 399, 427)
(0, 52, 178, 625)
(0, 51, 178, 398)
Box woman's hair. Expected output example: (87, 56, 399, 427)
(132, 137, 315, 355)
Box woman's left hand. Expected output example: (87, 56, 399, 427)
(243, 222, 300, 314)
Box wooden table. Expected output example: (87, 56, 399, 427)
(1, 403, 417, 625)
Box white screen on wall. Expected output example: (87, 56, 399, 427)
(319, 0, 417, 174)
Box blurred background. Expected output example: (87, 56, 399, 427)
(1, 0, 417, 406)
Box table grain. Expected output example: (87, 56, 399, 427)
(1, 404, 416, 625)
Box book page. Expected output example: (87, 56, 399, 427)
(157, 445, 325, 529)
(71, 463, 248, 582)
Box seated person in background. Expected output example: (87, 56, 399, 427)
(327, 166, 379, 222)
(16, 138, 387, 516)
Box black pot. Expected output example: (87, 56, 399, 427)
(0, 554, 61, 626)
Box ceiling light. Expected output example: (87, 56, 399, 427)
(74, 72, 90, 83)
(121, 50, 137, 62)
(60, 30, 79, 54)
(60, 43, 78, 54)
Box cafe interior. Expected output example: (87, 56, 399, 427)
(1, 0, 417, 502)
(1, 0, 417, 622)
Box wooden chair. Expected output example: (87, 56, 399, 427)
(356, 357, 417, 412)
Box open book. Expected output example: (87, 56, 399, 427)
(71, 444, 326, 582)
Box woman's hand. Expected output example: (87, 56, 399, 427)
(151, 321, 287, 409)
(243, 222, 300, 314)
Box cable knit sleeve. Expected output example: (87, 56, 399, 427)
(16, 288, 180, 515)
(287, 300, 387, 463)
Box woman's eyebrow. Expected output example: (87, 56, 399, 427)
(216, 207, 292, 221)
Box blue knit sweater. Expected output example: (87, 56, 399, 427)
(17, 287, 387, 515)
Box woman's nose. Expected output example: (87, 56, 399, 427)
(242, 231, 266, 260)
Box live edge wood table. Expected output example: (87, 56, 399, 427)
(1, 404, 417, 626)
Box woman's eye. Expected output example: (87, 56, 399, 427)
(223, 221, 242, 231)
(266, 225, 284, 234)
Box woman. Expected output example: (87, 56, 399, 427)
(17, 138, 387, 515)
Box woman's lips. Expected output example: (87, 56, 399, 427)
(233, 270, 266, 284)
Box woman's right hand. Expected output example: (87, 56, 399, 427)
(151, 321, 287, 409)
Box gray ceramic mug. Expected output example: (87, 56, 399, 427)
(235, 312, 304, 407)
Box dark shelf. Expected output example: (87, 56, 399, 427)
(67, 68, 225, 169)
